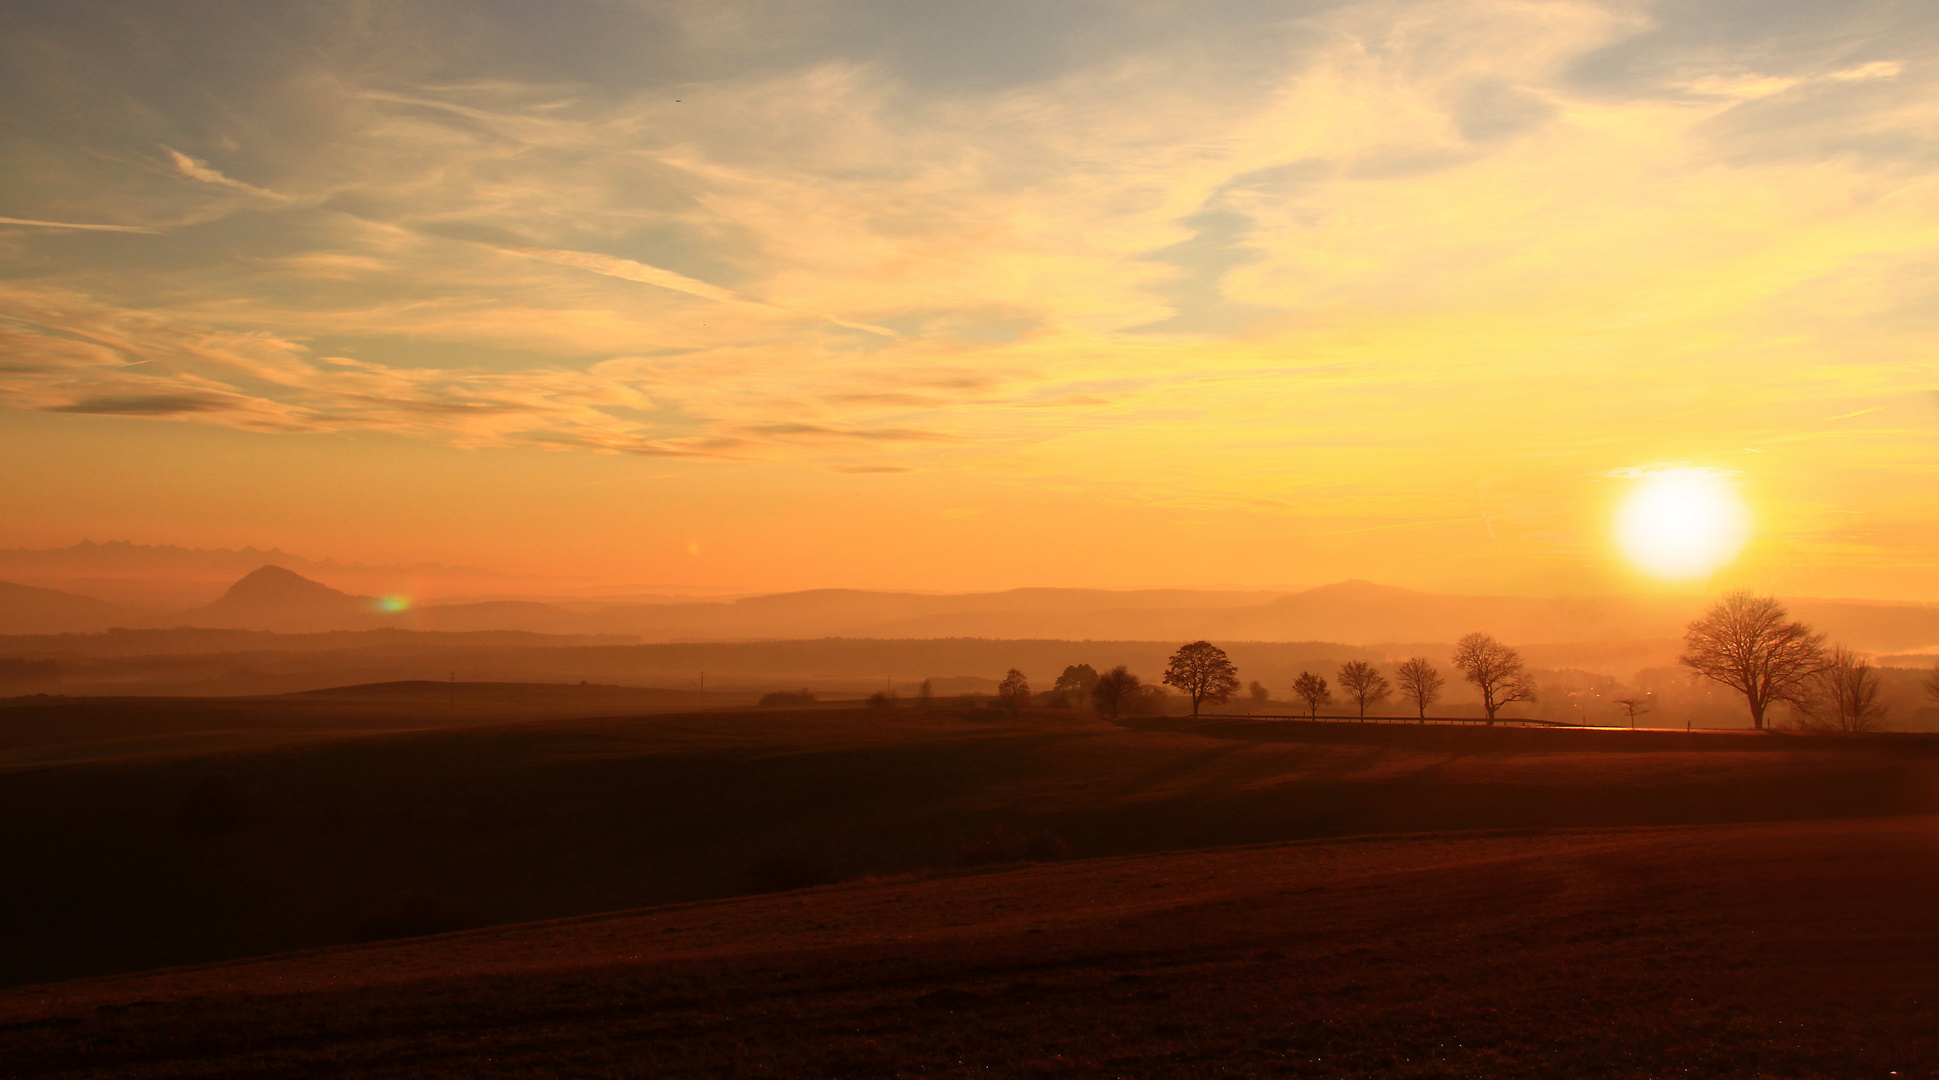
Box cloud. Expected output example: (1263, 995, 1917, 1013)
(165, 149, 291, 201)
(498, 245, 899, 337)
(6, 0, 1939, 588)
(48, 392, 246, 415)
(0, 216, 162, 234)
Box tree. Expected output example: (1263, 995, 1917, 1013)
(998, 669, 1031, 714)
(1450, 633, 1537, 724)
(1162, 641, 1241, 719)
(1336, 660, 1391, 718)
(1054, 664, 1100, 703)
(1678, 592, 1825, 731)
(1394, 657, 1444, 722)
(1613, 696, 1652, 729)
(1926, 663, 1939, 706)
(1248, 680, 1270, 706)
(1092, 665, 1140, 718)
(1292, 672, 1331, 718)
(915, 678, 933, 709)
(1802, 646, 1886, 733)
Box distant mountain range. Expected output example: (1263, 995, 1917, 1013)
(0, 540, 515, 609)
(3, 565, 1936, 656)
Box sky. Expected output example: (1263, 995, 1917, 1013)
(1, 0, 1936, 599)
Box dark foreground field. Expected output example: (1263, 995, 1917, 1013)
(6, 693, 1939, 988)
(5, 817, 1936, 1078)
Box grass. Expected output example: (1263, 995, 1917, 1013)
(3, 818, 1935, 1077)
(2, 697, 1936, 990)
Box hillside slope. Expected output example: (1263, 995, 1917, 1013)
(5, 818, 1935, 1078)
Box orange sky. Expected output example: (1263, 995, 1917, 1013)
(2, 1, 1935, 599)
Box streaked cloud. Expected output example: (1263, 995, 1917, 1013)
(0, 217, 161, 233)
(2, 0, 1938, 594)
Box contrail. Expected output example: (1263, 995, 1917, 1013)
(500, 245, 898, 337)
(0, 216, 161, 234)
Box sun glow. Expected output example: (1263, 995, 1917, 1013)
(1614, 469, 1751, 580)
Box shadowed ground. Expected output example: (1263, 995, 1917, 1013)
(4, 701, 1937, 988)
(4, 817, 1936, 1077)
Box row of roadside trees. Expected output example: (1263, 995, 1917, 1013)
(991, 591, 1939, 730)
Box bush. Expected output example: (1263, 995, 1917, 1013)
(178, 775, 257, 835)
(867, 690, 897, 708)
(955, 825, 1069, 867)
(746, 853, 845, 893)
(351, 888, 483, 942)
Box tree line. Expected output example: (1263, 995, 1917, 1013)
(850, 590, 1939, 731)
(980, 633, 1541, 723)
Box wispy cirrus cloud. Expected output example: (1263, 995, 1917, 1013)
(5, 0, 1939, 591)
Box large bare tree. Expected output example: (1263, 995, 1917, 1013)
(1163, 641, 1240, 719)
(1336, 660, 1391, 718)
(1926, 663, 1939, 706)
(998, 669, 1031, 714)
(1450, 633, 1537, 723)
(1091, 665, 1140, 718)
(1678, 592, 1825, 731)
(1803, 646, 1886, 733)
(1292, 672, 1331, 718)
(1394, 657, 1444, 722)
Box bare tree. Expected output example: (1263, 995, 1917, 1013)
(1613, 696, 1652, 729)
(1292, 672, 1331, 718)
(1092, 665, 1140, 718)
(1678, 592, 1825, 731)
(998, 669, 1031, 714)
(1336, 660, 1391, 718)
(915, 678, 933, 709)
(1394, 657, 1444, 722)
(1802, 646, 1887, 733)
(1450, 633, 1537, 724)
(1162, 641, 1241, 719)
(1926, 663, 1939, 706)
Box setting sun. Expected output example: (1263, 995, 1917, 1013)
(1615, 469, 1751, 581)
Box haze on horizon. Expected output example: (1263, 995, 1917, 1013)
(3, 0, 1937, 601)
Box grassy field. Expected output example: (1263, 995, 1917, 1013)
(4, 817, 1936, 1077)
(3, 691, 1936, 990)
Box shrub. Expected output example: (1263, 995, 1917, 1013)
(746, 853, 845, 893)
(178, 775, 257, 835)
(955, 825, 1069, 867)
(351, 888, 483, 943)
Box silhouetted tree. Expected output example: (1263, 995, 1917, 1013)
(1292, 672, 1331, 718)
(1092, 665, 1140, 718)
(1162, 641, 1241, 719)
(1336, 660, 1391, 718)
(1394, 657, 1444, 722)
(1613, 696, 1652, 729)
(1678, 592, 1825, 731)
(1802, 646, 1886, 733)
(1248, 680, 1270, 705)
(1451, 633, 1537, 724)
(916, 678, 933, 709)
(998, 669, 1031, 714)
(1055, 664, 1100, 703)
(1926, 663, 1939, 705)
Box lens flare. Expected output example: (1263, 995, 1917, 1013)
(1614, 468, 1750, 580)
(375, 595, 411, 613)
